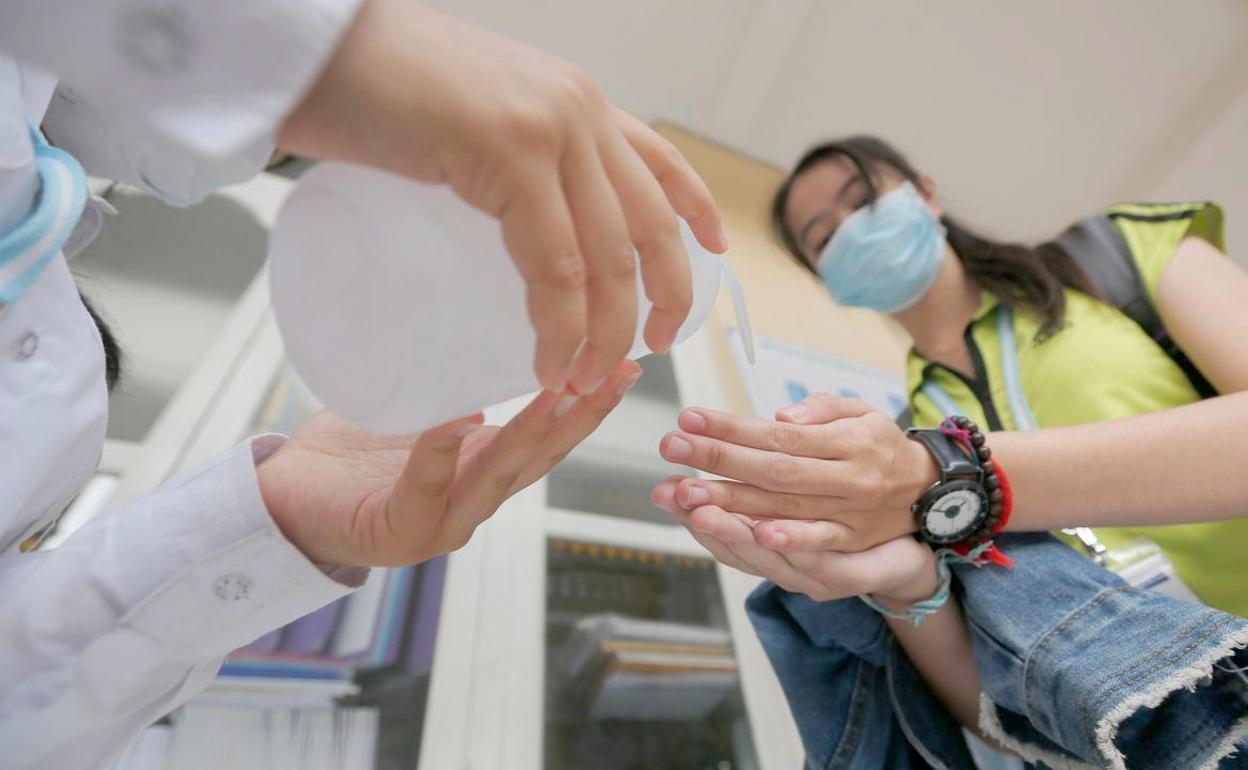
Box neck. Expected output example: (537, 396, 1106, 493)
(893, 245, 982, 371)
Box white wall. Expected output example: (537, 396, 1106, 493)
(1148, 81, 1248, 256)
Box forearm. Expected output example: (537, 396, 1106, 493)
(0, 438, 359, 769)
(876, 595, 983, 735)
(993, 392, 1248, 531)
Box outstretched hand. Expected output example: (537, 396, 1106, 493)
(260, 361, 641, 567)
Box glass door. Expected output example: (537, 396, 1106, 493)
(417, 346, 788, 770)
(543, 537, 758, 770)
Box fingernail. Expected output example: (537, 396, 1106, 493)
(779, 404, 808, 420)
(664, 435, 693, 460)
(681, 409, 707, 433)
(719, 225, 731, 250)
(554, 394, 580, 419)
(768, 531, 789, 548)
(616, 371, 641, 396)
(683, 485, 710, 506)
(650, 490, 672, 513)
(453, 423, 477, 439)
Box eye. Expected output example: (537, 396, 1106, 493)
(842, 175, 869, 210)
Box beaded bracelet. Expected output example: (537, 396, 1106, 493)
(938, 416, 1009, 531)
(938, 416, 1014, 566)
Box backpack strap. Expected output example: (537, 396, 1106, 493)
(1052, 215, 1218, 399)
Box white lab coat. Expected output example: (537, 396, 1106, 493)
(0, 2, 369, 767)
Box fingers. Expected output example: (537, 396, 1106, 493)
(650, 474, 686, 516)
(696, 505, 916, 601)
(752, 518, 855, 553)
(390, 412, 485, 531)
(666, 477, 866, 552)
(416, 362, 638, 553)
(683, 506, 830, 597)
(677, 407, 835, 459)
(499, 167, 588, 392)
(510, 360, 642, 492)
(598, 130, 692, 355)
(655, 479, 883, 600)
(672, 476, 844, 522)
(612, 107, 727, 254)
(776, 393, 875, 425)
(560, 129, 638, 394)
(450, 390, 569, 530)
(666, 507, 763, 578)
(655, 478, 769, 577)
(659, 430, 847, 495)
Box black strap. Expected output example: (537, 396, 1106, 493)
(1051, 215, 1218, 399)
(905, 429, 982, 484)
(894, 406, 914, 431)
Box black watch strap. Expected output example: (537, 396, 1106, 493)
(905, 428, 982, 484)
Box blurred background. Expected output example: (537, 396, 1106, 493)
(56, 2, 1245, 770)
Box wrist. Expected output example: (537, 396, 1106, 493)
(902, 436, 941, 507)
(870, 545, 939, 609)
(255, 445, 327, 565)
(278, 0, 424, 173)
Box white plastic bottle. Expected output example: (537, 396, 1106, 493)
(268, 162, 752, 434)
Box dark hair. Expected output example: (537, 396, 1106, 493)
(78, 293, 122, 390)
(771, 135, 1099, 339)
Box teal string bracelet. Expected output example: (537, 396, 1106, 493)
(860, 543, 991, 627)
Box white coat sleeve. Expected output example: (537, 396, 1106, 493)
(0, 0, 364, 205)
(0, 435, 365, 770)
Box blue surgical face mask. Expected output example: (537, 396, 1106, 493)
(816, 181, 946, 313)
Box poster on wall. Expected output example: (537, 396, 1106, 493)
(727, 329, 907, 419)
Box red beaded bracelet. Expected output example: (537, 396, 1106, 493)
(939, 415, 1014, 567)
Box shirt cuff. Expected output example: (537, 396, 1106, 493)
(118, 435, 365, 658)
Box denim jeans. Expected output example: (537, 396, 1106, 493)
(747, 533, 1248, 770)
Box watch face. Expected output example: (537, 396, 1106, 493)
(920, 481, 988, 544)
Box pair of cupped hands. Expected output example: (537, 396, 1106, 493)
(652, 394, 944, 606)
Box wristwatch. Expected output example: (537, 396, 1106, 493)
(905, 428, 989, 545)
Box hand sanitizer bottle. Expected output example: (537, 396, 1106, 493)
(268, 162, 752, 434)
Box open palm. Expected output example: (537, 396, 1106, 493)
(258, 361, 640, 567)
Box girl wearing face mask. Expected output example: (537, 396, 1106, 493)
(778, 135, 1245, 614)
(653, 135, 1248, 768)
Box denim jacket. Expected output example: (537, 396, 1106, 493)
(747, 533, 1248, 770)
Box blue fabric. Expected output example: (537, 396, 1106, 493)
(0, 126, 88, 306)
(817, 181, 946, 313)
(747, 533, 1248, 769)
(748, 582, 974, 770)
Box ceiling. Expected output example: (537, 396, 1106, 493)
(425, 0, 1248, 249)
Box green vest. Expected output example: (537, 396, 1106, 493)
(906, 202, 1247, 617)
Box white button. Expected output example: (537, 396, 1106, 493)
(15, 331, 38, 360)
(213, 573, 252, 601)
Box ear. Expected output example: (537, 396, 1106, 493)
(916, 174, 943, 218)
